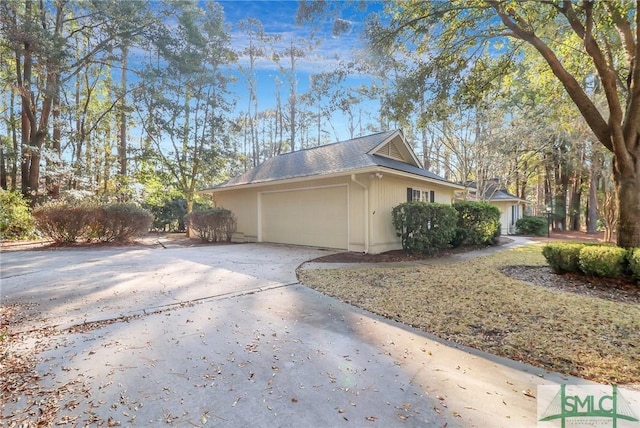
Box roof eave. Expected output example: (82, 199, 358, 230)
(200, 165, 464, 193)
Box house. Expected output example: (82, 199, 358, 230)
(457, 180, 527, 235)
(201, 130, 464, 254)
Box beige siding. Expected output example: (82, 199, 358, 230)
(206, 172, 459, 254)
(491, 201, 523, 235)
(369, 175, 457, 254)
(347, 179, 366, 252)
(211, 188, 259, 240)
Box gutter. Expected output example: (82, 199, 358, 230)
(350, 174, 369, 254)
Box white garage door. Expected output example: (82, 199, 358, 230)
(261, 186, 348, 249)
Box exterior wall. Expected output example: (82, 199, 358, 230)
(207, 172, 459, 254)
(210, 188, 259, 241)
(491, 201, 524, 235)
(209, 176, 367, 251)
(368, 174, 457, 254)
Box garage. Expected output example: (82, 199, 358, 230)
(260, 185, 348, 249)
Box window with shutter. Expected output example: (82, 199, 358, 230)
(407, 188, 435, 202)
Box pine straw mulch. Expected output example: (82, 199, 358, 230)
(298, 245, 640, 386)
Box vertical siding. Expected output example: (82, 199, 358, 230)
(348, 179, 366, 252)
(212, 189, 259, 239)
(370, 175, 457, 254)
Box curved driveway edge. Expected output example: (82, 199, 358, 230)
(1, 241, 589, 427)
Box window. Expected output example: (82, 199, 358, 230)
(407, 187, 435, 203)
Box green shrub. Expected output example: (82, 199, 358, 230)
(33, 200, 152, 243)
(541, 243, 587, 274)
(91, 203, 153, 242)
(578, 245, 627, 278)
(391, 202, 457, 255)
(0, 189, 36, 240)
(186, 208, 237, 243)
(516, 216, 548, 236)
(33, 200, 93, 243)
(452, 201, 501, 246)
(628, 248, 640, 284)
(450, 227, 469, 248)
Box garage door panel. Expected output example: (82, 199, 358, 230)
(261, 186, 347, 249)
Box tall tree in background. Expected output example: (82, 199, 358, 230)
(0, 0, 150, 203)
(374, 1, 640, 247)
(273, 37, 311, 152)
(136, 1, 235, 220)
(237, 18, 272, 168)
(367, 1, 640, 248)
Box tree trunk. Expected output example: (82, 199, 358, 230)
(615, 165, 640, 248)
(185, 196, 194, 238)
(586, 172, 598, 234)
(0, 145, 6, 190)
(568, 176, 582, 231)
(586, 145, 599, 234)
(48, 75, 61, 198)
(118, 44, 128, 177)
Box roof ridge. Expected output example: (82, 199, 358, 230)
(279, 129, 398, 156)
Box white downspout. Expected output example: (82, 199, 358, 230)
(351, 174, 369, 254)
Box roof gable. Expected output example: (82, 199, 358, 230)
(370, 133, 422, 167)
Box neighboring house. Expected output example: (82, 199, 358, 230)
(201, 130, 464, 254)
(457, 180, 527, 235)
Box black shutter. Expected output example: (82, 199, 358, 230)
(407, 188, 413, 202)
(429, 190, 435, 203)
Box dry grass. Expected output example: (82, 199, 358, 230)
(298, 245, 640, 385)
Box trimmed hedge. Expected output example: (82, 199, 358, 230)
(626, 248, 640, 284)
(578, 246, 627, 278)
(391, 202, 457, 255)
(516, 216, 547, 236)
(91, 204, 154, 242)
(33, 201, 152, 243)
(0, 189, 36, 240)
(541, 243, 587, 274)
(33, 201, 94, 243)
(542, 242, 639, 282)
(452, 201, 501, 246)
(186, 208, 237, 243)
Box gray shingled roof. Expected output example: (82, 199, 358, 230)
(206, 130, 458, 190)
(465, 181, 526, 202)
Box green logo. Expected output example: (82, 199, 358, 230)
(539, 385, 639, 428)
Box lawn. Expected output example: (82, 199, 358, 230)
(298, 245, 640, 385)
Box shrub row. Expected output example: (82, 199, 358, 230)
(542, 242, 639, 282)
(392, 201, 500, 255)
(186, 208, 236, 243)
(33, 201, 153, 243)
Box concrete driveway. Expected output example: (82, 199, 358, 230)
(1, 243, 583, 427)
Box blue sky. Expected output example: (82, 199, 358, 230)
(216, 0, 383, 142)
